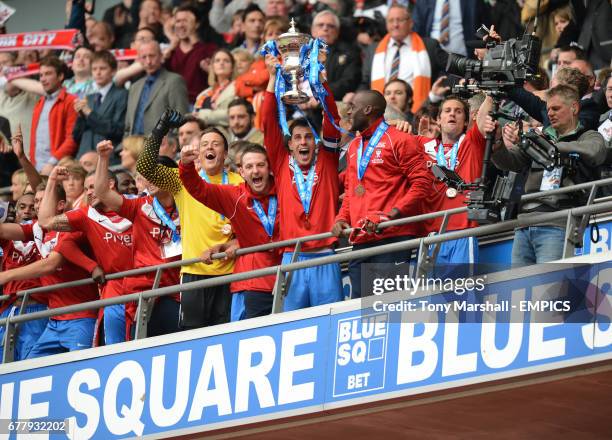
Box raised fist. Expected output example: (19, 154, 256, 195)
(96, 140, 114, 159)
(161, 108, 185, 128)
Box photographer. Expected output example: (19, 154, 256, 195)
(492, 84, 606, 266)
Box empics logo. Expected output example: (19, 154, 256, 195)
(333, 312, 389, 397)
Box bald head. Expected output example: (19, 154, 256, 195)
(348, 90, 387, 132)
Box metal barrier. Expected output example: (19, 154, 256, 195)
(2, 176, 612, 363)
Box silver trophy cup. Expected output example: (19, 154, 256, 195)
(276, 18, 311, 105)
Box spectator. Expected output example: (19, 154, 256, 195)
(63, 163, 87, 210)
(360, 5, 449, 113)
(266, 0, 290, 17)
(88, 21, 116, 52)
(557, 44, 587, 69)
(0, 68, 39, 152)
(137, 110, 243, 330)
(209, 0, 267, 34)
(95, 141, 181, 336)
(165, 4, 217, 104)
(160, 133, 179, 160)
(232, 48, 254, 77)
(262, 54, 344, 311)
(73, 50, 128, 159)
(120, 135, 146, 175)
(412, 0, 491, 56)
(572, 0, 612, 70)
(383, 79, 414, 123)
(227, 98, 263, 144)
(29, 56, 78, 174)
(332, 90, 432, 298)
(235, 4, 265, 55)
(9, 46, 96, 99)
(102, 0, 135, 49)
(79, 151, 98, 173)
(194, 49, 237, 128)
(234, 17, 287, 102)
(311, 10, 361, 101)
(493, 84, 607, 265)
(177, 115, 206, 148)
(9, 169, 27, 202)
(124, 40, 189, 137)
(180, 143, 280, 320)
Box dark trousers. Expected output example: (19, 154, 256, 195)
(148, 296, 181, 337)
(242, 291, 273, 319)
(348, 235, 414, 299)
(179, 273, 231, 330)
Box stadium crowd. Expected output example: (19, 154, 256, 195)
(0, 0, 611, 361)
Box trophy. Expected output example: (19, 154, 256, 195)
(276, 18, 311, 105)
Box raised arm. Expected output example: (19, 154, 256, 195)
(0, 224, 26, 241)
(37, 166, 73, 232)
(136, 109, 185, 194)
(178, 148, 234, 216)
(94, 140, 124, 212)
(114, 62, 144, 88)
(8, 78, 45, 96)
(11, 123, 42, 191)
(262, 54, 289, 172)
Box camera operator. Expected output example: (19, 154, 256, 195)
(492, 84, 606, 266)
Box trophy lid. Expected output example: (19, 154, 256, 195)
(277, 17, 310, 45)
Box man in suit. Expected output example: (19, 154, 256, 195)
(412, 0, 491, 57)
(73, 50, 128, 159)
(124, 40, 189, 138)
(359, 5, 448, 113)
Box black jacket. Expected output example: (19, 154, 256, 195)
(325, 40, 362, 100)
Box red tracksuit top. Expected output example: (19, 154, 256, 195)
(261, 82, 341, 252)
(179, 162, 281, 293)
(336, 117, 432, 244)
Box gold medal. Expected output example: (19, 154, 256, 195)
(221, 224, 232, 235)
(446, 188, 458, 198)
(355, 184, 366, 196)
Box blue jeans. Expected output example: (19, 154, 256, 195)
(511, 226, 565, 266)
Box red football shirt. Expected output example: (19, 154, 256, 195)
(180, 162, 281, 293)
(336, 118, 433, 243)
(1, 238, 42, 297)
(118, 196, 181, 299)
(418, 123, 486, 232)
(21, 223, 99, 320)
(65, 205, 133, 299)
(261, 82, 341, 252)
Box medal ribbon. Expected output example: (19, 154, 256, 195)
(152, 197, 180, 243)
(435, 134, 464, 171)
(306, 38, 354, 138)
(199, 169, 228, 220)
(252, 196, 277, 238)
(289, 155, 317, 215)
(260, 41, 291, 138)
(357, 121, 389, 180)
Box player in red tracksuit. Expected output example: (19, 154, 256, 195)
(332, 90, 432, 298)
(0, 184, 101, 358)
(180, 142, 281, 319)
(94, 140, 182, 337)
(417, 95, 494, 270)
(261, 54, 344, 311)
(38, 166, 133, 345)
